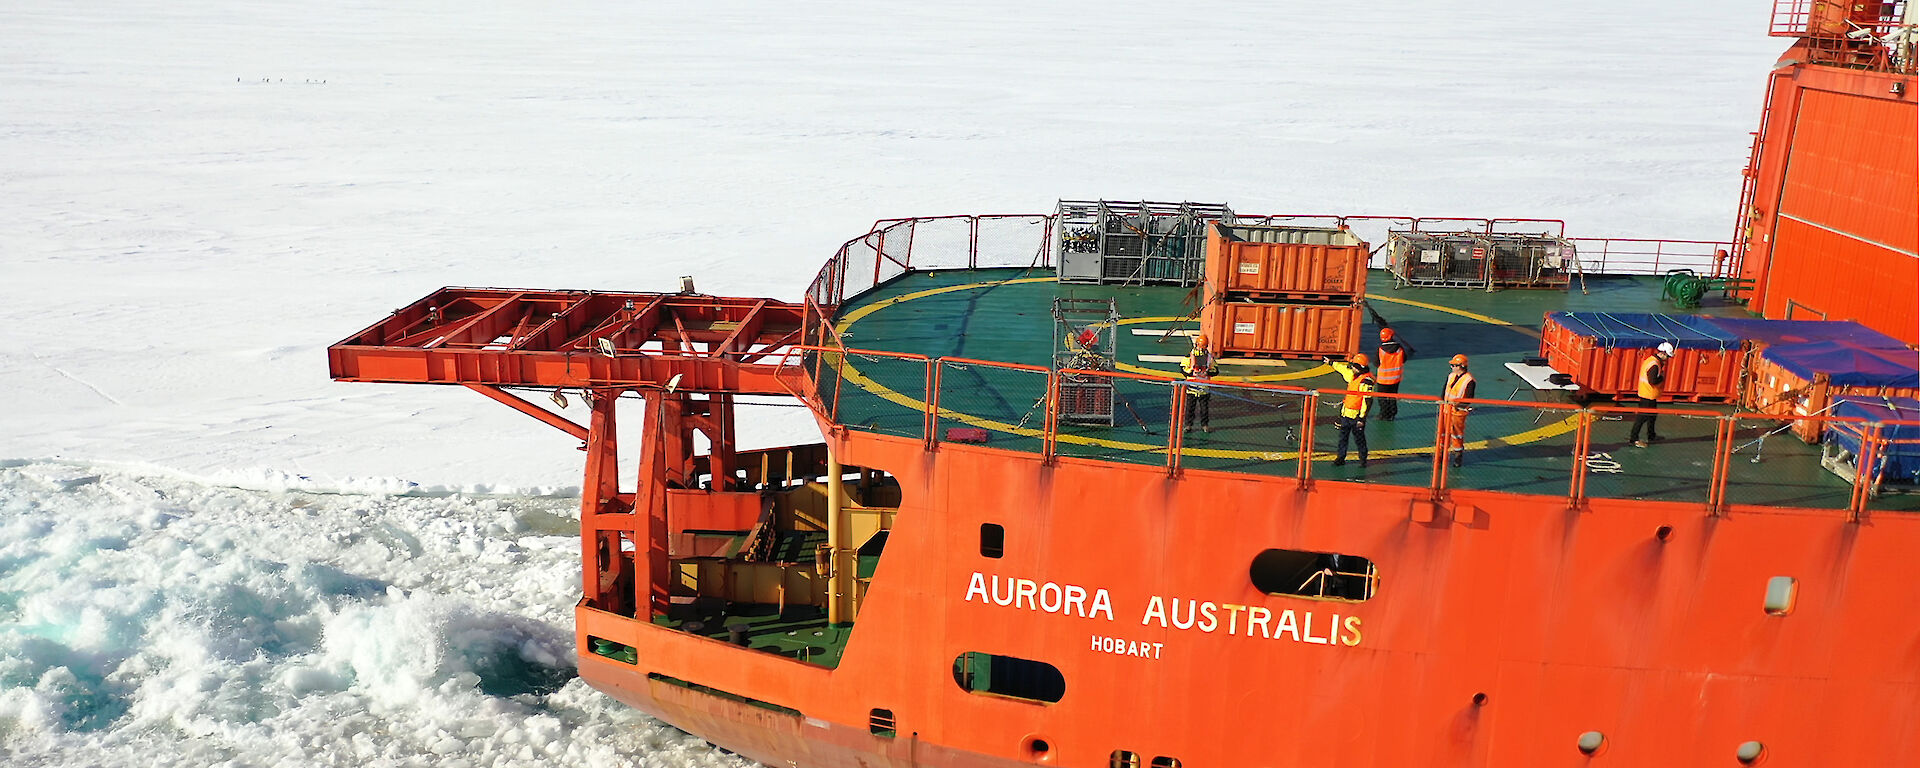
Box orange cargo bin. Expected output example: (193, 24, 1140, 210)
(1206, 224, 1368, 300)
(1539, 312, 1743, 401)
(1747, 343, 1920, 443)
(1204, 299, 1362, 359)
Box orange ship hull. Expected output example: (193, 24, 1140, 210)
(570, 430, 1920, 767)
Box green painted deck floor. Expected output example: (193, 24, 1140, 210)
(651, 603, 852, 669)
(818, 268, 1919, 513)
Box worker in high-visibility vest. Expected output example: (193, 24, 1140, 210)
(1180, 334, 1217, 432)
(1441, 354, 1477, 467)
(1374, 328, 1411, 421)
(1629, 342, 1674, 447)
(1328, 353, 1375, 467)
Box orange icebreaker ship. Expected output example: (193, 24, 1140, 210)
(329, 5, 1919, 767)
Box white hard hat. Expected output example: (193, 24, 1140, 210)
(1656, 342, 1675, 356)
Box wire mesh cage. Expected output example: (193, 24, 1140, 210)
(1388, 231, 1488, 288)
(1055, 199, 1234, 286)
(1487, 236, 1577, 289)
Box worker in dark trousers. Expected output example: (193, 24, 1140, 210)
(1374, 328, 1411, 421)
(1181, 334, 1217, 432)
(1629, 342, 1673, 447)
(1328, 353, 1375, 467)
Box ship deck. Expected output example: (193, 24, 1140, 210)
(818, 267, 1920, 514)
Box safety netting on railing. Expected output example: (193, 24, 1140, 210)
(1575, 403, 1723, 505)
(1722, 413, 1854, 510)
(1177, 383, 1308, 479)
(783, 341, 1920, 517)
(1052, 371, 1176, 468)
(805, 215, 1056, 313)
(933, 359, 1049, 455)
(830, 350, 930, 439)
(1331, 398, 1453, 491)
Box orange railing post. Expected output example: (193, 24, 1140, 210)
(922, 358, 938, 450)
(1043, 370, 1060, 464)
(1707, 414, 1738, 516)
(1431, 400, 1453, 501)
(1567, 409, 1594, 510)
(1169, 382, 1188, 477)
(1297, 393, 1318, 490)
(1848, 423, 1883, 522)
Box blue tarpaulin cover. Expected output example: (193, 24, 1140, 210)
(1829, 395, 1920, 482)
(1703, 318, 1905, 349)
(1763, 342, 1920, 388)
(1547, 312, 1740, 350)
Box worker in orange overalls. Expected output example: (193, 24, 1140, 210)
(1441, 354, 1476, 467)
(1629, 342, 1674, 447)
(1328, 353, 1375, 467)
(1374, 328, 1411, 421)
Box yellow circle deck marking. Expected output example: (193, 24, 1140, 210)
(831, 279, 1570, 459)
(1367, 294, 1543, 340)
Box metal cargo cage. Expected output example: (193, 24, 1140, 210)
(1056, 199, 1235, 286)
(1052, 297, 1119, 425)
(1389, 231, 1580, 290)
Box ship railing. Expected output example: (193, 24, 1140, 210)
(1297, 565, 1381, 602)
(775, 343, 1920, 519)
(1566, 237, 1733, 277)
(804, 214, 1057, 310)
(800, 214, 1735, 311)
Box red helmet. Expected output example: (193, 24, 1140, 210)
(1379, 327, 1395, 342)
(1076, 329, 1099, 347)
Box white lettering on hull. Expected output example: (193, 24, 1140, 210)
(966, 572, 1365, 656)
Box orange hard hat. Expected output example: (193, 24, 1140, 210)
(1379, 327, 1395, 342)
(1349, 353, 1371, 368)
(1192, 333, 1208, 346)
(1449, 354, 1469, 366)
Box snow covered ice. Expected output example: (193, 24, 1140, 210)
(0, 0, 1782, 764)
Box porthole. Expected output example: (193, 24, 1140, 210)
(1576, 730, 1606, 755)
(1763, 576, 1796, 616)
(1736, 740, 1766, 764)
(981, 523, 1005, 558)
(952, 652, 1064, 703)
(1250, 548, 1376, 600)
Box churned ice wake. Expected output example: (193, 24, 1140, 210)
(0, 460, 747, 768)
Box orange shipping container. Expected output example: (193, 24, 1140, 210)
(1203, 300, 1361, 359)
(1206, 224, 1368, 299)
(1539, 312, 1743, 401)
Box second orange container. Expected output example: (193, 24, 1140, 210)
(1204, 300, 1362, 359)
